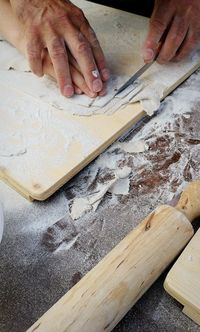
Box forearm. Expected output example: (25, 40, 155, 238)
(0, 0, 25, 52)
(0, 1, 55, 77)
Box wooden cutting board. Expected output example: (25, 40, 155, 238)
(0, 0, 200, 201)
(164, 229, 200, 326)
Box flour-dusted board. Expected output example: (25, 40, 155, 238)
(0, 0, 200, 200)
(164, 229, 200, 326)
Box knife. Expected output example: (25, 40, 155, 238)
(114, 30, 169, 98)
(114, 61, 154, 97)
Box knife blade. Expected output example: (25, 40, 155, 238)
(114, 61, 154, 97)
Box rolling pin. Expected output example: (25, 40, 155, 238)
(28, 180, 200, 332)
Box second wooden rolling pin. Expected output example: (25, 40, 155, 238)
(28, 180, 200, 332)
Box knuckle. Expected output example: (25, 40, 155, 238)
(90, 33, 100, 48)
(27, 45, 40, 60)
(175, 34, 184, 45)
(168, 34, 183, 48)
(71, 7, 85, 23)
(45, 13, 69, 28)
(150, 18, 167, 33)
(58, 75, 67, 86)
(97, 58, 106, 69)
(74, 7, 84, 19)
(77, 40, 90, 54)
(50, 39, 65, 57)
(43, 17, 54, 28)
(27, 23, 40, 35)
(59, 12, 70, 23)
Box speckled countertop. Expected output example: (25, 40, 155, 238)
(1, 70, 200, 332)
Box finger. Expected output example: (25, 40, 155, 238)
(69, 52, 101, 97)
(47, 36, 74, 97)
(68, 5, 108, 80)
(64, 23, 103, 94)
(26, 36, 43, 76)
(143, 0, 174, 62)
(81, 22, 110, 81)
(68, 51, 81, 73)
(70, 64, 97, 98)
(40, 48, 86, 98)
(41, 48, 53, 75)
(173, 28, 199, 61)
(156, 15, 189, 64)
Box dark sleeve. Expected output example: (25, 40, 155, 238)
(87, 0, 155, 17)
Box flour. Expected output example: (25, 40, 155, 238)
(69, 166, 132, 220)
(0, 40, 30, 72)
(130, 82, 167, 116)
(70, 197, 91, 220)
(0, 40, 137, 115)
(0, 202, 4, 243)
(1, 4, 200, 330)
(117, 140, 148, 153)
(0, 82, 100, 186)
(1, 39, 200, 118)
(1, 37, 200, 199)
(109, 177, 130, 195)
(67, 68, 200, 220)
(70, 179, 115, 220)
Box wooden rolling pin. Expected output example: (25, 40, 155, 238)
(28, 180, 200, 332)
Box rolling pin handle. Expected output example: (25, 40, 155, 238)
(176, 180, 200, 223)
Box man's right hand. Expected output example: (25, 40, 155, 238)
(10, 0, 110, 97)
(143, 0, 200, 64)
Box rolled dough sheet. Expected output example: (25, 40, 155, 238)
(0, 40, 200, 116)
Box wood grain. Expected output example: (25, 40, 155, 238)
(27, 205, 194, 332)
(164, 228, 200, 326)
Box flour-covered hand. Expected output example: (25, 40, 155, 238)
(10, 0, 109, 97)
(143, 0, 200, 64)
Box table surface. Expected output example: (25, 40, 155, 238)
(1, 69, 200, 331)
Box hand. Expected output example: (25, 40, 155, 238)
(10, 0, 110, 97)
(143, 0, 200, 64)
(42, 49, 107, 97)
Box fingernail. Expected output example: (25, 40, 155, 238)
(92, 69, 99, 78)
(92, 79, 103, 92)
(143, 48, 155, 62)
(63, 85, 74, 97)
(101, 68, 110, 81)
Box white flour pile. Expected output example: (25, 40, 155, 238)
(67, 69, 200, 219)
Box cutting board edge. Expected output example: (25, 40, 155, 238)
(162, 62, 200, 100)
(1, 107, 145, 201)
(164, 278, 200, 326)
(164, 228, 200, 326)
(0, 172, 34, 201)
(24, 59, 200, 201)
